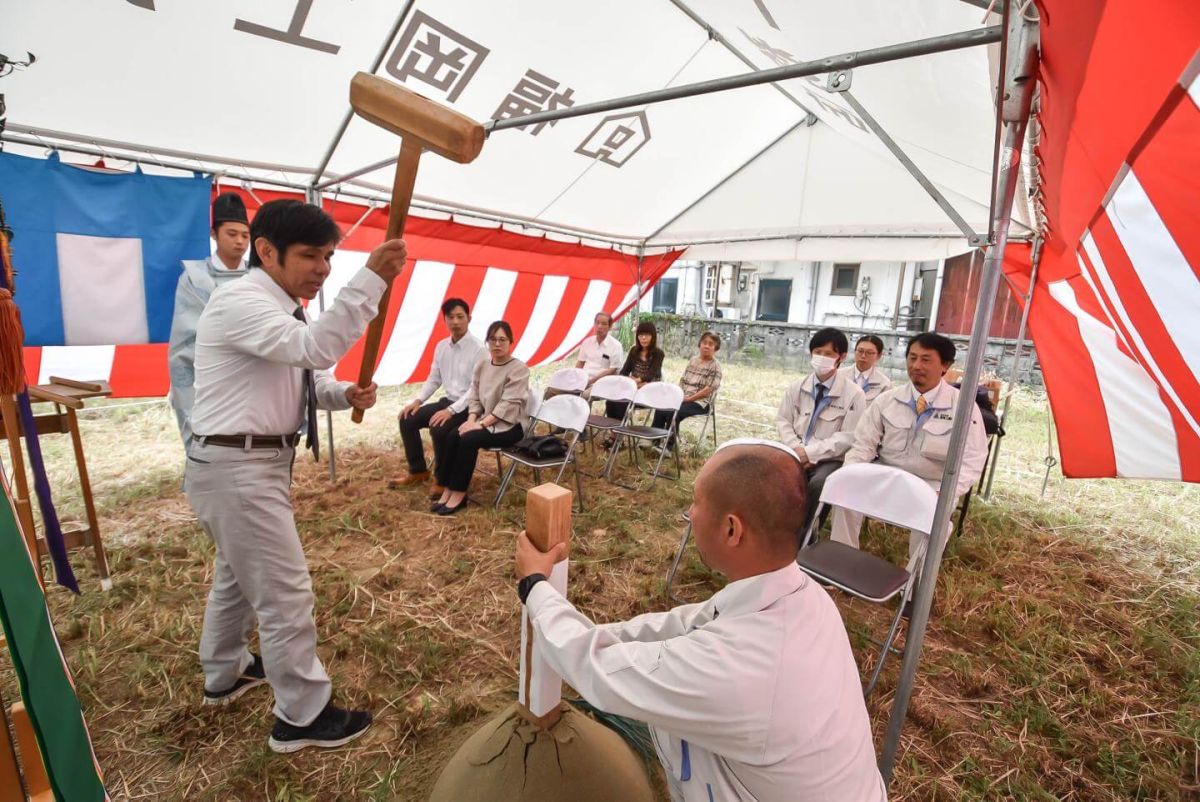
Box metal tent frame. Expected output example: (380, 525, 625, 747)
(0, 1, 1044, 787)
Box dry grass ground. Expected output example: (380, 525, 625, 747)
(5, 357, 1199, 800)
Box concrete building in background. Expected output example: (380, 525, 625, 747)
(640, 254, 1025, 339)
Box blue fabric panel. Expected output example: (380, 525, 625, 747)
(0, 151, 211, 345)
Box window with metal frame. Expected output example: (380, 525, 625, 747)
(756, 278, 792, 321)
(652, 277, 679, 313)
(831, 263, 860, 296)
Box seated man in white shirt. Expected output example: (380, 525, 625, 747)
(575, 312, 624, 388)
(776, 327, 866, 538)
(390, 297, 485, 496)
(839, 334, 893, 404)
(516, 439, 887, 802)
(832, 332, 988, 602)
(187, 200, 406, 752)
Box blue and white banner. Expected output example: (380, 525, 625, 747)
(0, 151, 211, 346)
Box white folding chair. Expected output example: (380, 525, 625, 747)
(797, 463, 938, 696)
(584, 375, 637, 455)
(494, 394, 589, 511)
(545, 367, 588, 395)
(602, 381, 683, 484)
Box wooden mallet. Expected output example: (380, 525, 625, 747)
(347, 72, 485, 423)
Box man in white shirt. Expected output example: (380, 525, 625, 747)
(186, 199, 406, 753)
(839, 334, 893, 405)
(515, 439, 887, 802)
(574, 312, 623, 387)
(167, 192, 251, 444)
(776, 327, 866, 537)
(833, 332, 988, 586)
(390, 297, 485, 495)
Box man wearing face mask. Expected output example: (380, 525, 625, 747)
(776, 327, 866, 538)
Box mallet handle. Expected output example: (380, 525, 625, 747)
(351, 137, 422, 424)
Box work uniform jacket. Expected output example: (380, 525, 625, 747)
(844, 380, 988, 498)
(776, 370, 866, 465)
(839, 364, 893, 405)
(167, 256, 248, 442)
(526, 562, 887, 802)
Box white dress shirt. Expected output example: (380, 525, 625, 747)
(527, 562, 887, 802)
(839, 364, 893, 404)
(190, 267, 386, 437)
(416, 333, 486, 413)
(576, 334, 625, 380)
(776, 370, 866, 464)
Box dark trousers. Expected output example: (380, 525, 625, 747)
(399, 398, 468, 474)
(801, 460, 843, 542)
(605, 400, 631, 421)
(652, 401, 708, 444)
(435, 424, 524, 492)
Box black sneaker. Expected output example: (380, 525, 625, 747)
(268, 702, 373, 754)
(203, 653, 267, 706)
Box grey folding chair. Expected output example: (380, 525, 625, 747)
(686, 389, 719, 456)
(796, 462, 939, 696)
(602, 381, 683, 485)
(493, 393, 589, 512)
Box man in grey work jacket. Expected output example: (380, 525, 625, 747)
(186, 200, 407, 753)
(776, 327, 866, 538)
(167, 192, 251, 444)
(832, 332, 988, 576)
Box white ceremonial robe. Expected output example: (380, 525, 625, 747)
(526, 563, 887, 802)
(167, 256, 248, 443)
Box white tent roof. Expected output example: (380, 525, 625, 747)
(1, 0, 1031, 257)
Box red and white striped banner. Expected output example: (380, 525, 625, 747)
(23, 187, 682, 397)
(1005, 0, 1199, 481)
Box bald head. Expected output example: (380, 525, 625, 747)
(696, 445, 808, 561)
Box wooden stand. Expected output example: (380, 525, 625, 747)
(518, 483, 573, 730)
(0, 378, 112, 590)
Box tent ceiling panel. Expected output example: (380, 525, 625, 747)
(650, 122, 995, 245)
(2, 0, 1011, 252)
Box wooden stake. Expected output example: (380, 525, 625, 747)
(519, 483, 572, 729)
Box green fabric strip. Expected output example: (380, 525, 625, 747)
(0, 480, 106, 801)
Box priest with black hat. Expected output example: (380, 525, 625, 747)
(168, 192, 251, 443)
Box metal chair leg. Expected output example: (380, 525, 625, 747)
(665, 523, 693, 604)
(494, 460, 518, 509)
(864, 590, 910, 697)
(573, 458, 585, 512)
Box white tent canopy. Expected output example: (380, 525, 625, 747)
(1, 0, 1030, 257)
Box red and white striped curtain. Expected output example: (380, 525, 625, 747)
(1004, 0, 1199, 481)
(23, 186, 682, 397)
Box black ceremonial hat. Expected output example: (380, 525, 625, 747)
(212, 192, 249, 227)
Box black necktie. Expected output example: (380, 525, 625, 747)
(293, 306, 319, 461)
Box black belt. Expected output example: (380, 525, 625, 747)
(198, 433, 301, 449)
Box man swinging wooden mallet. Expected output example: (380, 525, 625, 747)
(346, 73, 485, 423)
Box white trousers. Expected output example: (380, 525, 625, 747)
(830, 492, 961, 574)
(185, 440, 331, 726)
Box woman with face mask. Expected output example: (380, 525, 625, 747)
(775, 327, 867, 538)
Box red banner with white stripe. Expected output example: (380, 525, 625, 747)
(23, 187, 682, 397)
(1004, 0, 1200, 481)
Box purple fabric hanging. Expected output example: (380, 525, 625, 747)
(14, 384, 79, 593)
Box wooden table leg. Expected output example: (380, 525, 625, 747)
(0, 396, 43, 589)
(64, 408, 110, 590)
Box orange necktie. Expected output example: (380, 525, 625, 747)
(915, 395, 928, 416)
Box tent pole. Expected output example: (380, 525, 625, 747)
(839, 91, 984, 245)
(305, 186, 338, 483)
(878, 1, 1037, 784)
(983, 234, 1042, 500)
(486, 25, 1001, 133)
